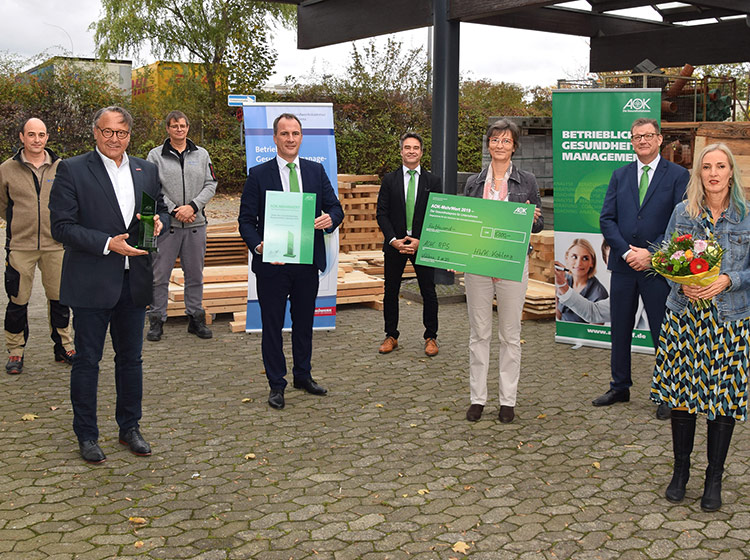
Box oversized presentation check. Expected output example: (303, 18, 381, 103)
(263, 191, 316, 264)
(415, 193, 535, 281)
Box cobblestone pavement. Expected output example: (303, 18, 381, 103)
(1, 226, 748, 559)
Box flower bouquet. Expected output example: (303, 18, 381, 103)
(650, 232, 724, 308)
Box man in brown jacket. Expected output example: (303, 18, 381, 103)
(0, 118, 74, 374)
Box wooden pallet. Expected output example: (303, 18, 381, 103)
(338, 175, 383, 253)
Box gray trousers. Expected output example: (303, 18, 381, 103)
(150, 225, 207, 320)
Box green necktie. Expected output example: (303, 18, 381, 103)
(639, 164, 650, 205)
(406, 170, 416, 231)
(287, 162, 300, 193)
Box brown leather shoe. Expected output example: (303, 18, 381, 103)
(499, 406, 515, 424)
(466, 404, 484, 422)
(424, 338, 439, 357)
(379, 336, 398, 354)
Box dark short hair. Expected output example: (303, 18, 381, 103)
(273, 113, 302, 134)
(19, 117, 46, 135)
(166, 110, 189, 127)
(399, 132, 423, 150)
(486, 119, 520, 150)
(92, 106, 133, 132)
(630, 117, 660, 135)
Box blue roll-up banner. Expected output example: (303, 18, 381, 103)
(242, 102, 339, 332)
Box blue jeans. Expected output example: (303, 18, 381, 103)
(70, 273, 146, 442)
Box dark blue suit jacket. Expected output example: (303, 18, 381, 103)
(49, 151, 168, 309)
(238, 157, 344, 275)
(600, 158, 689, 273)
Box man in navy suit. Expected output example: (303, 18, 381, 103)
(596, 117, 688, 418)
(49, 106, 167, 463)
(376, 132, 442, 356)
(238, 113, 344, 410)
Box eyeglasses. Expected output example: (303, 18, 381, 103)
(489, 137, 513, 146)
(97, 127, 130, 139)
(169, 124, 188, 130)
(631, 133, 658, 142)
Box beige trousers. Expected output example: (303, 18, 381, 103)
(465, 259, 529, 407)
(4, 249, 73, 356)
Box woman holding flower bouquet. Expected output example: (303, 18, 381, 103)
(651, 143, 750, 512)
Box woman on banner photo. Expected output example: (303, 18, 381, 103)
(461, 119, 543, 425)
(555, 237, 608, 323)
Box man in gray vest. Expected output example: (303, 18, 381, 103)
(146, 111, 217, 341)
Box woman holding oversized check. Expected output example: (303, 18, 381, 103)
(462, 119, 544, 424)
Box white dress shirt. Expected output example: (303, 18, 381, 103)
(402, 164, 421, 236)
(277, 155, 304, 193)
(98, 148, 135, 265)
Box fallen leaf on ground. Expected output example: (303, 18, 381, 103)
(452, 541, 471, 554)
(49, 406, 59, 411)
(536, 413, 546, 419)
(375, 404, 384, 408)
(417, 489, 430, 495)
(21, 413, 38, 421)
(129, 517, 147, 524)
(134, 541, 144, 548)
(592, 461, 601, 469)
(244, 453, 256, 460)
(241, 398, 252, 403)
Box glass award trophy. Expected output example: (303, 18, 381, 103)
(137, 191, 158, 252)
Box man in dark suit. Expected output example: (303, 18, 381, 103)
(596, 117, 689, 418)
(238, 113, 344, 410)
(376, 132, 442, 356)
(49, 106, 167, 463)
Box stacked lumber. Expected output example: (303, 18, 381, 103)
(166, 277, 248, 323)
(338, 250, 415, 278)
(522, 279, 556, 320)
(336, 270, 384, 305)
(338, 174, 384, 253)
(174, 222, 248, 268)
(529, 230, 555, 283)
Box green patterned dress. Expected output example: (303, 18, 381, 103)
(651, 216, 749, 421)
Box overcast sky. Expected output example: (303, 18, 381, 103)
(0, 1, 657, 89)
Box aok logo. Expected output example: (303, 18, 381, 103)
(623, 98, 652, 112)
(513, 207, 528, 215)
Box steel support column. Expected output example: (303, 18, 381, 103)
(431, 0, 459, 284)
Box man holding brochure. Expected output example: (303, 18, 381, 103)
(238, 113, 344, 410)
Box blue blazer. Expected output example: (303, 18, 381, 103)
(238, 157, 344, 275)
(49, 151, 168, 309)
(600, 158, 688, 274)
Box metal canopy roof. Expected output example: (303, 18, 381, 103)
(272, 1, 749, 72)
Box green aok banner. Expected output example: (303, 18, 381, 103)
(552, 89, 660, 351)
(415, 193, 534, 281)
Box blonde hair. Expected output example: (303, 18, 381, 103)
(565, 238, 597, 279)
(685, 142, 747, 219)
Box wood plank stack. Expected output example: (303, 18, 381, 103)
(522, 279, 556, 320)
(529, 230, 555, 283)
(336, 270, 384, 305)
(338, 174, 384, 253)
(174, 222, 248, 268)
(338, 250, 415, 278)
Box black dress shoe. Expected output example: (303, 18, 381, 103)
(119, 427, 152, 456)
(466, 404, 484, 422)
(656, 402, 670, 420)
(293, 378, 328, 395)
(592, 388, 630, 407)
(268, 389, 285, 409)
(499, 406, 515, 423)
(79, 440, 106, 464)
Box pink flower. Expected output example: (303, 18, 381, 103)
(694, 239, 708, 253)
(671, 250, 685, 260)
